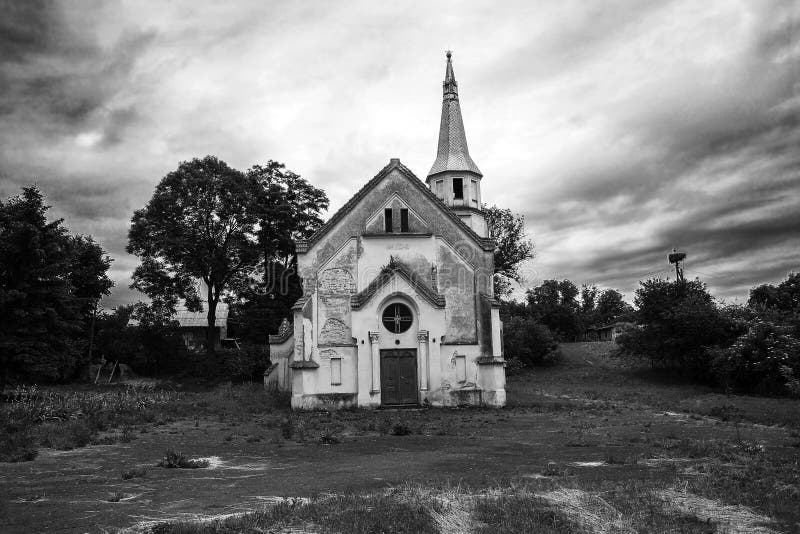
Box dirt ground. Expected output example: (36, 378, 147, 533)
(1, 342, 799, 533)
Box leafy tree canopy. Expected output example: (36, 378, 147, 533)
(0, 186, 113, 384)
(595, 289, 635, 325)
(748, 272, 800, 312)
(484, 205, 534, 297)
(128, 156, 329, 349)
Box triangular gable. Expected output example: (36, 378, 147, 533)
(350, 256, 445, 310)
(297, 159, 494, 253)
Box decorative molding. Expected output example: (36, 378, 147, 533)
(417, 330, 430, 342)
(289, 360, 319, 369)
(299, 159, 494, 253)
(351, 257, 446, 310)
(268, 317, 293, 344)
(368, 331, 380, 343)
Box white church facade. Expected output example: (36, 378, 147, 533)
(268, 52, 506, 409)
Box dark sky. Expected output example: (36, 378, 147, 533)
(1, 0, 798, 307)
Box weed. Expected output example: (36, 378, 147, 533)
(157, 450, 209, 469)
(38, 419, 93, 450)
(0, 430, 38, 462)
(320, 432, 341, 445)
(391, 423, 412, 436)
(121, 467, 146, 480)
(604, 452, 639, 465)
(107, 492, 123, 502)
(120, 426, 135, 443)
(541, 463, 568, 477)
(280, 417, 294, 440)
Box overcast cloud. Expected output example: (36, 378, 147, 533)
(1, 0, 798, 307)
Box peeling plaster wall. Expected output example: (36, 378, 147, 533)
(316, 240, 358, 347)
(436, 240, 477, 343)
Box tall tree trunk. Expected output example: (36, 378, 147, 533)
(207, 286, 218, 354)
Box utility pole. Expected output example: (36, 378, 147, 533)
(668, 248, 686, 283)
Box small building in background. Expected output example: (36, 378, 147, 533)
(586, 322, 634, 342)
(174, 303, 229, 350)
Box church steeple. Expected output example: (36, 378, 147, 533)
(428, 51, 482, 180)
(427, 51, 488, 236)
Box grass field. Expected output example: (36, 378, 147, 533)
(1, 342, 798, 533)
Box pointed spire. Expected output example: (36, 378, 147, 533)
(428, 51, 482, 178)
(443, 50, 457, 98)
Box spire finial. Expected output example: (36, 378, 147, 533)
(443, 50, 457, 97)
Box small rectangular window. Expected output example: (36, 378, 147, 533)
(400, 209, 409, 232)
(453, 178, 463, 199)
(331, 358, 342, 385)
(384, 208, 393, 232)
(471, 180, 478, 203)
(455, 354, 466, 383)
(435, 180, 444, 198)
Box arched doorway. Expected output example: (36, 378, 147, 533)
(377, 294, 419, 405)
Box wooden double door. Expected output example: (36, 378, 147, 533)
(380, 349, 418, 405)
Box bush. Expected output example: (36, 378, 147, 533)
(504, 357, 526, 375)
(157, 449, 209, 468)
(709, 319, 800, 396)
(0, 430, 38, 462)
(503, 317, 559, 366)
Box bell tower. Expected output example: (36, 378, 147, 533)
(426, 51, 487, 237)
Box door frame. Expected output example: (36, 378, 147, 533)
(379, 348, 419, 406)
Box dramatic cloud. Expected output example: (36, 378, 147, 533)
(0, 0, 798, 307)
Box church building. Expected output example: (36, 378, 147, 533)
(268, 52, 506, 409)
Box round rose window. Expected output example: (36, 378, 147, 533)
(381, 303, 413, 334)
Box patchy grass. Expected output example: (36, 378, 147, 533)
(3, 342, 799, 533)
(0, 382, 287, 461)
(473, 491, 576, 533)
(148, 491, 439, 534)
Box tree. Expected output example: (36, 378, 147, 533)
(484, 205, 534, 297)
(128, 156, 263, 352)
(527, 279, 581, 341)
(229, 162, 328, 343)
(618, 278, 730, 376)
(503, 316, 559, 366)
(749, 273, 800, 313)
(595, 289, 634, 325)
(0, 187, 113, 384)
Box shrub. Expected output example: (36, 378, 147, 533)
(390, 423, 412, 436)
(122, 467, 146, 480)
(503, 317, 559, 366)
(0, 430, 38, 462)
(157, 449, 209, 468)
(38, 419, 92, 450)
(504, 357, 526, 375)
(709, 319, 800, 396)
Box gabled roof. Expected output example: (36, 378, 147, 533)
(350, 256, 446, 310)
(428, 51, 482, 178)
(297, 159, 494, 253)
(127, 303, 228, 328)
